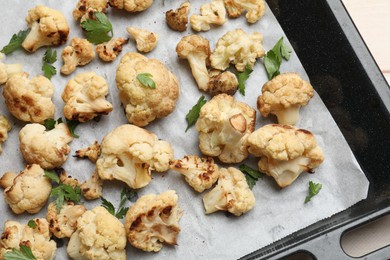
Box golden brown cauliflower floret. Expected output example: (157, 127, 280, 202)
(75, 141, 101, 162)
(224, 0, 266, 23)
(0, 62, 22, 85)
(73, 0, 108, 21)
(247, 124, 324, 188)
(125, 190, 182, 252)
(170, 155, 219, 192)
(109, 0, 153, 12)
(59, 170, 81, 189)
(61, 38, 96, 75)
(19, 123, 73, 169)
(62, 72, 113, 122)
(203, 167, 255, 216)
(3, 74, 55, 123)
(80, 170, 103, 200)
(22, 5, 69, 52)
(0, 115, 12, 155)
(96, 124, 174, 189)
(126, 27, 158, 53)
(176, 34, 211, 92)
(207, 69, 238, 95)
(0, 164, 52, 214)
(257, 73, 314, 125)
(0, 172, 17, 189)
(190, 0, 227, 32)
(0, 219, 57, 260)
(67, 206, 127, 260)
(196, 93, 256, 163)
(96, 37, 128, 62)
(166, 2, 190, 32)
(46, 202, 87, 239)
(210, 29, 265, 72)
(116, 52, 179, 126)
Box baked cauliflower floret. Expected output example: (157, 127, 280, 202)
(224, 0, 266, 23)
(170, 155, 219, 192)
(73, 0, 108, 21)
(125, 190, 182, 252)
(96, 37, 128, 62)
(176, 35, 211, 91)
(0, 164, 52, 214)
(210, 29, 265, 72)
(208, 69, 238, 95)
(0, 62, 22, 85)
(75, 141, 101, 162)
(61, 38, 96, 75)
(0, 172, 17, 189)
(257, 73, 315, 125)
(116, 52, 179, 126)
(19, 123, 73, 169)
(196, 93, 256, 163)
(22, 5, 69, 52)
(0, 219, 57, 260)
(62, 72, 113, 122)
(203, 167, 255, 216)
(3, 73, 55, 123)
(166, 2, 190, 32)
(80, 170, 103, 200)
(67, 206, 127, 260)
(59, 170, 81, 188)
(46, 202, 87, 239)
(247, 124, 325, 188)
(96, 124, 174, 189)
(0, 115, 12, 155)
(126, 27, 158, 53)
(190, 0, 227, 32)
(109, 0, 153, 12)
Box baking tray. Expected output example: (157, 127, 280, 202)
(241, 0, 390, 259)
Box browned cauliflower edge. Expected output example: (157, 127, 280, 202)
(96, 37, 129, 62)
(0, 115, 12, 155)
(224, 0, 266, 23)
(166, 2, 190, 32)
(74, 141, 101, 162)
(109, 0, 154, 12)
(190, 0, 226, 32)
(61, 38, 96, 75)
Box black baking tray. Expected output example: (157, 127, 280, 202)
(242, 0, 390, 259)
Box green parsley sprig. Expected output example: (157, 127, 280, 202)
(81, 12, 113, 44)
(101, 188, 137, 219)
(239, 164, 262, 189)
(185, 95, 207, 132)
(4, 245, 36, 260)
(137, 73, 156, 89)
(42, 48, 57, 79)
(43, 118, 63, 131)
(264, 37, 292, 80)
(236, 65, 253, 96)
(27, 220, 37, 229)
(1, 29, 30, 55)
(304, 181, 322, 203)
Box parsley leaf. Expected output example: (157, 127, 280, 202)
(81, 12, 113, 44)
(239, 164, 262, 189)
(44, 170, 60, 184)
(27, 220, 37, 229)
(185, 95, 207, 132)
(101, 188, 135, 219)
(304, 181, 322, 203)
(124, 188, 139, 202)
(66, 119, 80, 138)
(101, 197, 116, 216)
(51, 184, 82, 213)
(42, 48, 57, 79)
(4, 245, 36, 260)
(236, 65, 253, 96)
(264, 37, 292, 80)
(1, 29, 30, 55)
(137, 73, 156, 89)
(43, 118, 63, 131)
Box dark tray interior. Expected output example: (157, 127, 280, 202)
(243, 0, 390, 258)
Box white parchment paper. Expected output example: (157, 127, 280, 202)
(0, 0, 369, 259)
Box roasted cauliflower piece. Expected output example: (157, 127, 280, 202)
(207, 69, 238, 95)
(224, 0, 266, 23)
(257, 73, 315, 125)
(126, 27, 158, 53)
(62, 72, 113, 122)
(46, 202, 87, 238)
(19, 123, 73, 169)
(22, 5, 69, 52)
(196, 93, 256, 163)
(0, 172, 17, 189)
(0, 164, 52, 214)
(73, 0, 108, 21)
(0, 115, 12, 155)
(203, 167, 255, 216)
(96, 37, 128, 62)
(59, 170, 81, 189)
(166, 2, 190, 32)
(247, 124, 325, 188)
(3, 73, 55, 123)
(96, 124, 174, 189)
(67, 206, 126, 260)
(109, 0, 154, 12)
(190, 0, 227, 32)
(210, 28, 265, 72)
(116, 52, 179, 126)
(60, 38, 96, 75)
(0, 219, 57, 260)
(176, 35, 211, 91)
(80, 170, 103, 200)
(125, 190, 182, 252)
(0, 62, 22, 85)
(170, 155, 219, 192)
(75, 141, 101, 162)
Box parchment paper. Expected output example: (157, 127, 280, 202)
(0, 0, 369, 259)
